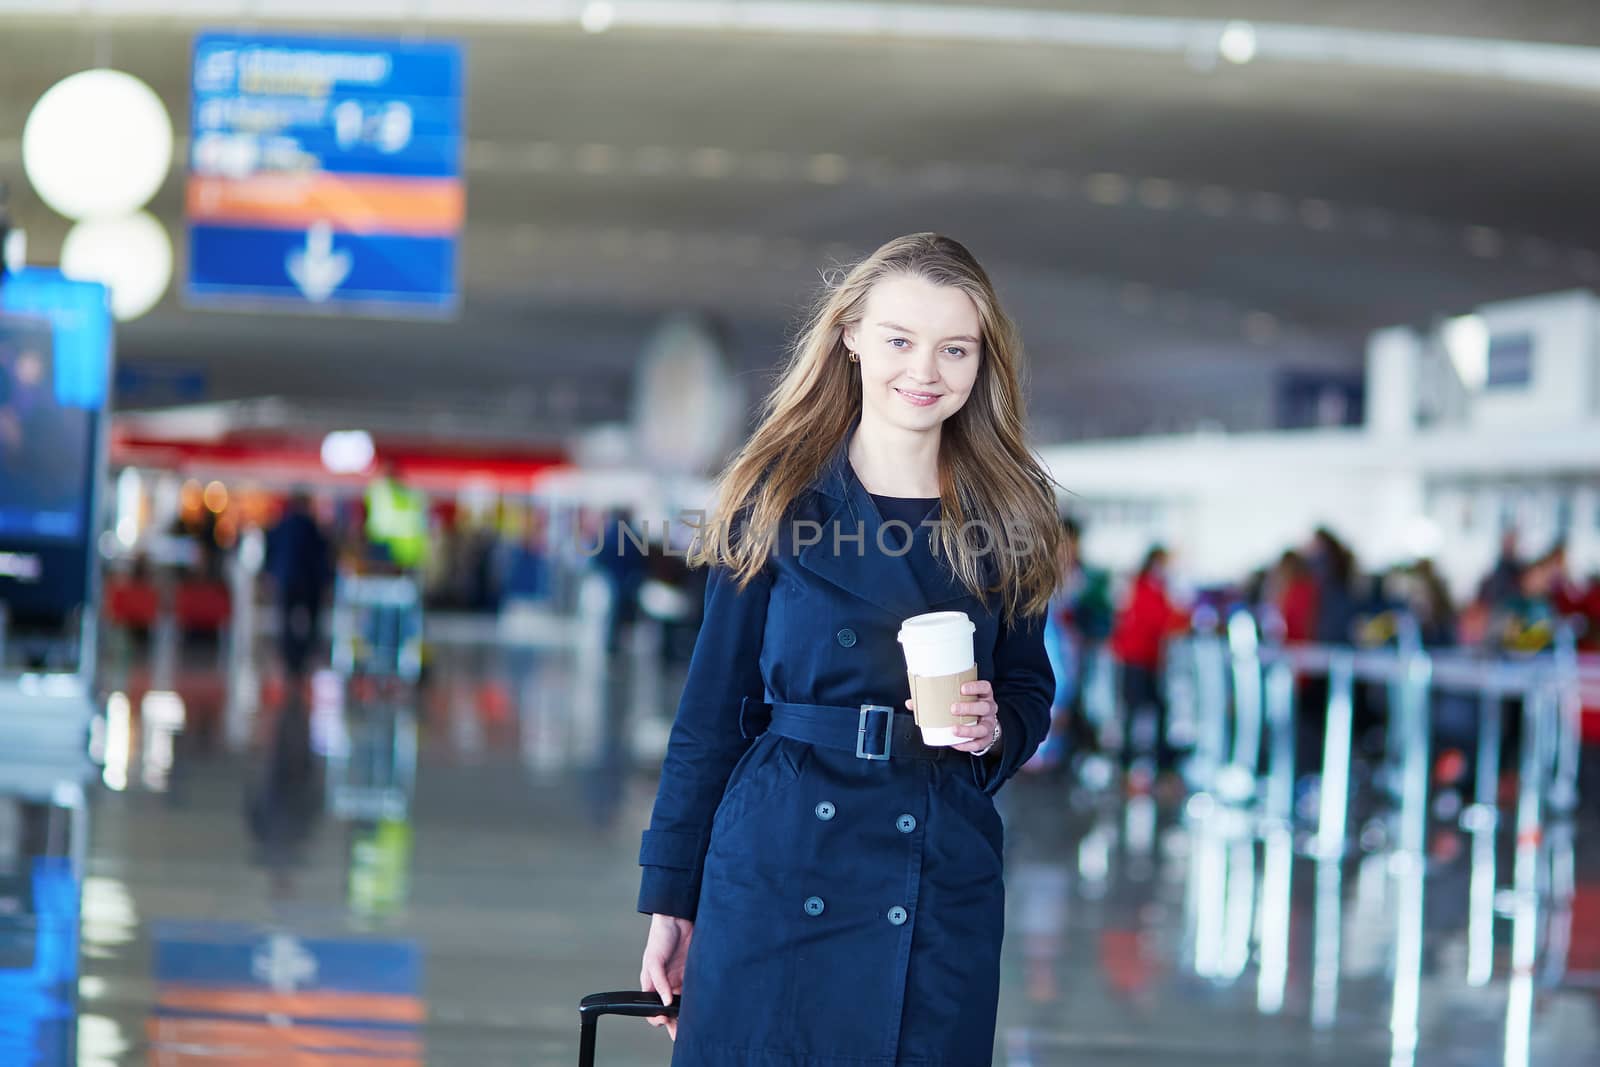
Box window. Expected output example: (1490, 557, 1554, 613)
(1485, 332, 1534, 389)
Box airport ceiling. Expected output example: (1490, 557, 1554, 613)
(3, 2, 1600, 446)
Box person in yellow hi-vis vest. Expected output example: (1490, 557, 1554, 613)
(364, 464, 429, 571)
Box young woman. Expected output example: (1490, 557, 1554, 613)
(637, 232, 1062, 1065)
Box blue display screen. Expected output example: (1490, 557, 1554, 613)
(0, 316, 91, 541)
(0, 271, 111, 631)
(0, 271, 112, 409)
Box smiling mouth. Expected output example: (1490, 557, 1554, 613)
(896, 388, 942, 402)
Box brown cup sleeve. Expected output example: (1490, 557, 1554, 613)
(907, 665, 980, 729)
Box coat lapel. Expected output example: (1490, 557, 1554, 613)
(796, 442, 928, 621)
(794, 433, 992, 618)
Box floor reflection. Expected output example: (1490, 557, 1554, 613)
(147, 922, 425, 1066)
(0, 826, 77, 1065)
(1000, 775, 1597, 1066)
(2, 618, 1591, 1066)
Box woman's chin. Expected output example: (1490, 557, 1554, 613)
(869, 400, 947, 432)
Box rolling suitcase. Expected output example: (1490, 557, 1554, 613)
(577, 991, 679, 1067)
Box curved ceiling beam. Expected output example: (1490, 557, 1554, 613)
(9, 1, 1600, 93)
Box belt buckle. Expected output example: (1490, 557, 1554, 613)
(856, 704, 894, 762)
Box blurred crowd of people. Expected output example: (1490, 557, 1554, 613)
(1031, 518, 1600, 791)
(1249, 527, 1600, 655)
(99, 473, 712, 685)
(101, 466, 1600, 803)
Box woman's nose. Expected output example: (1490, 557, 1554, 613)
(906, 347, 940, 382)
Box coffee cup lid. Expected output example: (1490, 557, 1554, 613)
(897, 610, 975, 642)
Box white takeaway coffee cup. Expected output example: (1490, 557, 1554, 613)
(897, 610, 978, 747)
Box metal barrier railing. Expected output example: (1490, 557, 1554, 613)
(1174, 613, 1583, 847)
(1170, 612, 1586, 1065)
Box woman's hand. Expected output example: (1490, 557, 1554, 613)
(906, 679, 1001, 755)
(640, 913, 693, 1040)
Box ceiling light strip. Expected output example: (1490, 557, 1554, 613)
(8, 2, 1600, 93)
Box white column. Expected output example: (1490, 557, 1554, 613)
(1366, 326, 1422, 439)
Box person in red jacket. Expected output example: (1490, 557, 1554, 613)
(1273, 550, 1319, 646)
(1110, 545, 1189, 778)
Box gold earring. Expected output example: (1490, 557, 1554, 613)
(848, 351, 859, 363)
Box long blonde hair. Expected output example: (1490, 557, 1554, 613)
(693, 232, 1065, 622)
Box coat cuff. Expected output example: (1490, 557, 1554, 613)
(969, 705, 1027, 796)
(638, 866, 700, 920)
(637, 828, 705, 919)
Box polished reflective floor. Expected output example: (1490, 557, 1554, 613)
(9, 617, 1599, 1065)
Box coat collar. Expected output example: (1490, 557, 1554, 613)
(797, 431, 977, 618)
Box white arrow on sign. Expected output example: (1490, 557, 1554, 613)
(251, 932, 318, 993)
(286, 221, 352, 303)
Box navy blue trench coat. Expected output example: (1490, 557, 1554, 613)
(638, 444, 1054, 1067)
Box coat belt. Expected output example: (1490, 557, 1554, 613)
(766, 701, 950, 762)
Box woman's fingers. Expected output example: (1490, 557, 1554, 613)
(646, 958, 674, 1007)
(642, 956, 674, 1029)
(948, 689, 997, 751)
(915, 683, 997, 755)
(641, 969, 656, 1026)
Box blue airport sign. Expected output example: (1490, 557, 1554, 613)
(186, 32, 464, 316)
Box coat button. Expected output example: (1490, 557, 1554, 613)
(896, 814, 916, 834)
(815, 801, 836, 821)
(887, 905, 908, 926)
(835, 628, 857, 648)
(804, 896, 826, 917)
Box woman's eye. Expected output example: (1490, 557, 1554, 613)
(944, 346, 967, 358)
(889, 338, 910, 349)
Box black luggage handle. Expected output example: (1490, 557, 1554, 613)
(580, 990, 680, 1020)
(578, 991, 679, 1066)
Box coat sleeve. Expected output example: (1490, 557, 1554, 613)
(637, 560, 772, 919)
(973, 607, 1054, 796)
